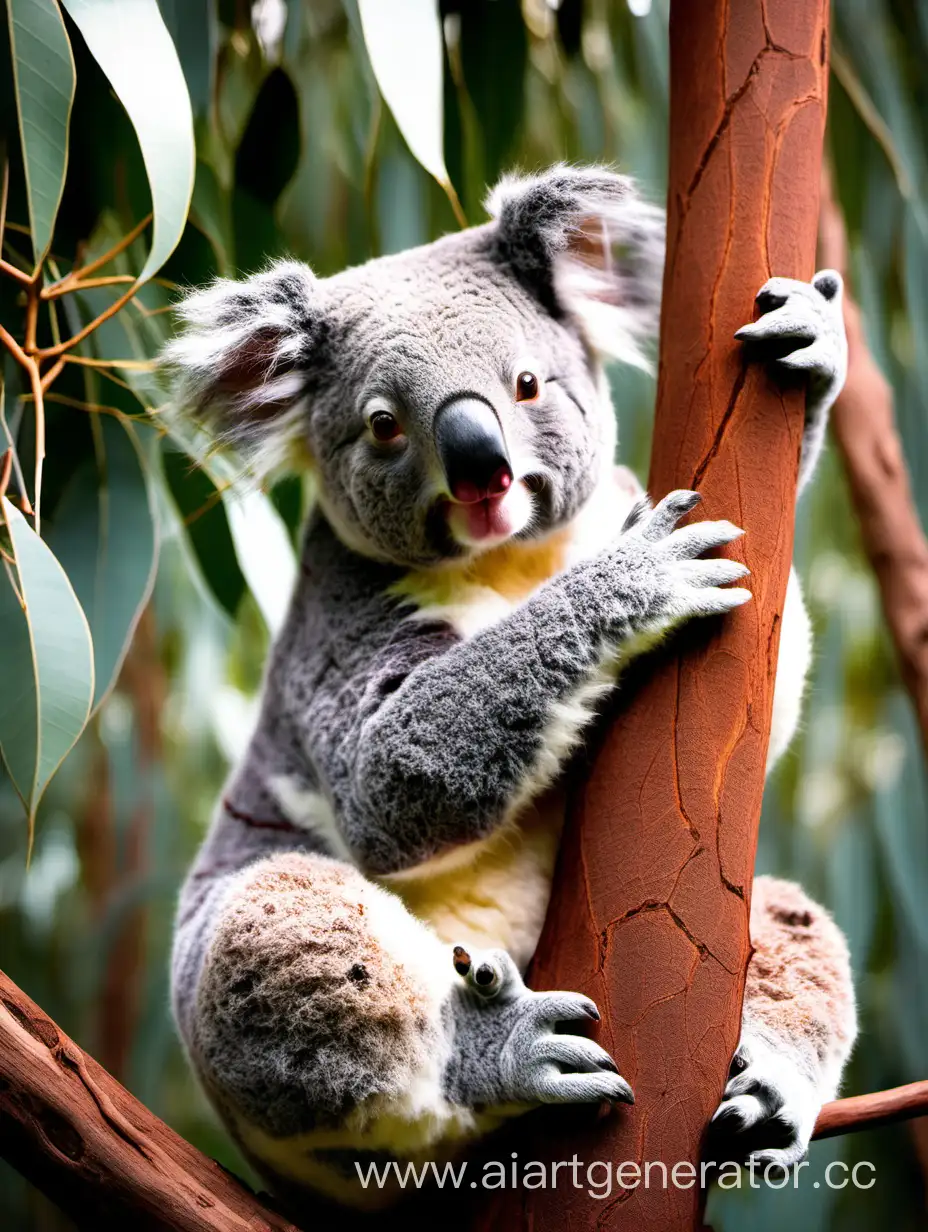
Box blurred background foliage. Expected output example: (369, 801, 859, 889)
(0, 0, 927, 1228)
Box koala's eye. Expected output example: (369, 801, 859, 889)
(515, 371, 539, 402)
(369, 409, 402, 442)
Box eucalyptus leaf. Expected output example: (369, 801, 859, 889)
(6, 0, 75, 264)
(47, 417, 158, 711)
(357, 0, 450, 191)
(60, 0, 195, 282)
(222, 487, 297, 638)
(0, 498, 94, 833)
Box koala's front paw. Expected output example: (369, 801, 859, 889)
(707, 1031, 823, 1171)
(447, 945, 633, 1108)
(735, 271, 847, 410)
(622, 490, 751, 624)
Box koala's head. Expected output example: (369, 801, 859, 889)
(164, 166, 664, 568)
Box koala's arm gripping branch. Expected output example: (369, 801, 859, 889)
(471, 3, 830, 1230)
(338, 562, 663, 875)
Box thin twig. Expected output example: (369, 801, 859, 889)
(39, 359, 65, 392)
(0, 257, 30, 286)
(41, 273, 136, 299)
(0, 322, 29, 367)
(131, 299, 175, 319)
(44, 214, 151, 294)
(44, 391, 141, 421)
(62, 354, 155, 371)
(36, 285, 142, 361)
(26, 361, 44, 534)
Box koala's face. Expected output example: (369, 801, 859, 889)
(304, 232, 613, 566)
(166, 167, 663, 568)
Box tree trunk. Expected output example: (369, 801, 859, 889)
(473, 2, 829, 1229)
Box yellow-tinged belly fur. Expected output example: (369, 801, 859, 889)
(380, 788, 567, 969)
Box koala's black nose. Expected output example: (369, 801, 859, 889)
(434, 397, 513, 504)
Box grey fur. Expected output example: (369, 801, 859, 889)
(166, 166, 852, 1207)
(445, 947, 633, 1108)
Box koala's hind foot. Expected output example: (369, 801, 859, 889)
(709, 1028, 824, 1171)
(445, 944, 633, 1108)
(706, 876, 857, 1171)
(180, 852, 631, 1209)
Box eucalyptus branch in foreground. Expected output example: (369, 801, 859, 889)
(0, 967, 301, 1232)
(813, 1081, 928, 1140)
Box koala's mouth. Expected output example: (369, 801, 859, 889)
(442, 480, 534, 551)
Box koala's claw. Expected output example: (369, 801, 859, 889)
(519, 1032, 635, 1105)
(736, 270, 847, 406)
(706, 1033, 822, 1170)
(508, 994, 633, 1105)
(623, 491, 750, 623)
(448, 945, 633, 1109)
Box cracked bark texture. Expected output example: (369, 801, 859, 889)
(0, 968, 299, 1232)
(473, 2, 829, 1230)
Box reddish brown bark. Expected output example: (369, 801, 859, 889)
(0, 968, 299, 1232)
(818, 174, 928, 758)
(473, 2, 829, 1229)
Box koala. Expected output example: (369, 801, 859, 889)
(166, 166, 856, 1209)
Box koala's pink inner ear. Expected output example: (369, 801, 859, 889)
(564, 216, 625, 306)
(567, 215, 612, 268)
(211, 327, 297, 417)
(212, 329, 274, 388)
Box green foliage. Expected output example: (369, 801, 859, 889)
(6, 0, 74, 263)
(0, 1, 927, 1228)
(0, 493, 92, 836)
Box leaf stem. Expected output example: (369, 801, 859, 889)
(43, 214, 151, 295)
(42, 274, 136, 299)
(36, 285, 141, 361)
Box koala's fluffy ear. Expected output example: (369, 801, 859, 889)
(163, 260, 322, 471)
(486, 165, 665, 370)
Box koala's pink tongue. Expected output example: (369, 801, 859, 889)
(463, 494, 513, 541)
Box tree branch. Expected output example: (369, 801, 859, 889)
(0, 968, 301, 1232)
(818, 171, 928, 757)
(813, 1081, 928, 1140)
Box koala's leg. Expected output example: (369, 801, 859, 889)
(182, 851, 630, 1208)
(708, 875, 857, 1169)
